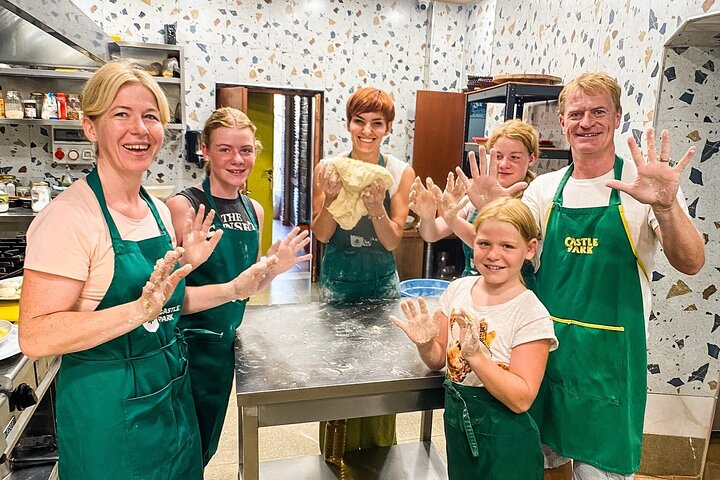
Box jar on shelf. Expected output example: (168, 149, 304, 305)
(30, 181, 51, 213)
(5, 91, 23, 120)
(23, 100, 37, 119)
(31, 93, 44, 119)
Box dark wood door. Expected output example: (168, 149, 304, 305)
(412, 90, 465, 190)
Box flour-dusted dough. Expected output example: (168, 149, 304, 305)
(326, 157, 393, 230)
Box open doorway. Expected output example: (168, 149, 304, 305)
(215, 84, 323, 278)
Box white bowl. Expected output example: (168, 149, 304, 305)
(0, 319, 12, 346)
(144, 185, 176, 201)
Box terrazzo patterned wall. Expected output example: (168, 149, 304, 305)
(471, 0, 720, 399)
(63, 0, 483, 187)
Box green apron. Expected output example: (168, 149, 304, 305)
(461, 209, 480, 277)
(444, 379, 543, 480)
(56, 169, 202, 480)
(319, 154, 398, 451)
(178, 176, 259, 465)
(529, 156, 647, 474)
(319, 154, 399, 303)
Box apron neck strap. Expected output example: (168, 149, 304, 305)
(553, 155, 623, 206)
(86, 169, 169, 246)
(202, 176, 257, 230)
(348, 152, 385, 167)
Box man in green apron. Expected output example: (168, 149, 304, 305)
(518, 72, 704, 478)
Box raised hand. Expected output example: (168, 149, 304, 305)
(443, 171, 466, 204)
(131, 247, 192, 324)
(607, 127, 696, 210)
(230, 256, 279, 301)
(455, 148, 527, 210)
(389, 297, 441, 347)
(316, 162, 342, 204)
(266, 227, 313, 275)
(433, 185, 470, 227)
(409, 176, 440, 219)
(180, 204, 223, 269)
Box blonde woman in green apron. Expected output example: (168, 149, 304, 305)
(391, 197, 558, 480)
(311, 87, 415, 455)
(18, 62, 278, 480)
(412, 119, 539, 280)
(167, 107, 311, 466)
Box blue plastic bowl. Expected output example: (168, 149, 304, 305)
(399, 278, 451, 298)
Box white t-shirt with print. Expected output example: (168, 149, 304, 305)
(439, 276, 558, 387)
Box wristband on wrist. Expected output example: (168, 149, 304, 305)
(368, 213, 387, 220)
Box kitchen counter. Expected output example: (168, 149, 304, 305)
(0, 211, 36, 236)
(235, 299, 447, 480)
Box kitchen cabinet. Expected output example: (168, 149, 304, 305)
(411, 90, 465, 191)
(0, 41, 185, 130)
(393, 228, 425, 280)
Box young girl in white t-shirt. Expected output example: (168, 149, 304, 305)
(391, 197, 558, 480)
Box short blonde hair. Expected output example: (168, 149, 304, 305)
(486, 119, 539, 186)
(558, 71, 622, 115)
(473, 197, 539, 245)
(202, 107, 263, 175)
(81, 60, 170, 124)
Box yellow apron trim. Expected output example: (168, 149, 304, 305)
(552, 316, 625, 332)
(618, 205, 649, 281)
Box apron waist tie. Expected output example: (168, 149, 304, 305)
(444, 379, 480, 457)
(66, 334, 182, 364)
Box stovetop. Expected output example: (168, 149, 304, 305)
(0, 237, 25, 280)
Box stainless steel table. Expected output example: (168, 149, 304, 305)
(235, 299, 447, 480)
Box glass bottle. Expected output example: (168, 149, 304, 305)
(323, 419, 346, 467)
(5, 91, 23, 120)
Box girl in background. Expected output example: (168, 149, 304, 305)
(411, 119, 538, 280)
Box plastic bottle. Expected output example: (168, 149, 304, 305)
(56, 92, 67, 120)
(323, 419, 346, 467)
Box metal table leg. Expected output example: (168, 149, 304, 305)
(239, 406, 259, 480)
(420, 410, 434, 442)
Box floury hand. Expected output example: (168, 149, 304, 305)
(390, 297, 441, 348)
(130, 247, 192, 325)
